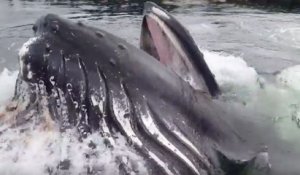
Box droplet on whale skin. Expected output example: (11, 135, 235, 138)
(77, 21, 84, 26)
(27, 64, 33, 80)
(5, 101, 18, 112)
(118, 44, 127, 50)
(49, 76, 55, 86)
(45, 43, 51, 53)
(51, 24, 59, 33)
(124, 113, 130, 118)
(38, 80, 45, 86)
(58, 159, 71, 170)
(109, 58, 116, 66)
(66, 83, 72, 92)
(95, 31, 104, 38)
(73, 101, 79, 109)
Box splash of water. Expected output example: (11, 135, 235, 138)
(0, 68, 18, 105)
(203, 49, 300, 143)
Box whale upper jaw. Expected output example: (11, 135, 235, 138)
(141, 2, 220, 97)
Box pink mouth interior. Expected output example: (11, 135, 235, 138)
(145, 17, 173, 65)
(140, 14, 210, 93)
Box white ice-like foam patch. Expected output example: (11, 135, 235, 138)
(0, 69, 18, 105)
(203, 50, 259, 89)
(0, 127, 147, 175)
(273, 65, 300, 139)
(200, 49, 300, 142)
(202, 49, 260, 101)
(277, 65, 300, 91)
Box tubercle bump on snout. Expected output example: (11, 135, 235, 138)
(33, 14, 63, 35)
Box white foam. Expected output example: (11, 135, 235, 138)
(277, 65, 300, 91)
(201, 50, 300, 143)
(203, 50, 258, 89)
(0, 69, 18, 105)
(202, 49, 260, 101)
(0, 127, 147, 175)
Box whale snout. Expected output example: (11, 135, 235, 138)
(19, 14, 72, 85)
(19, 37, 47, 83)
(33, 14, 63, 35)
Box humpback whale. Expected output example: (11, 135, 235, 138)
(5, 2, 275, 175)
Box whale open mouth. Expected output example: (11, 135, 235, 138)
(141, 2, 220, 97)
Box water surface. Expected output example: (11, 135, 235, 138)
(1, 0, 300, 74)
